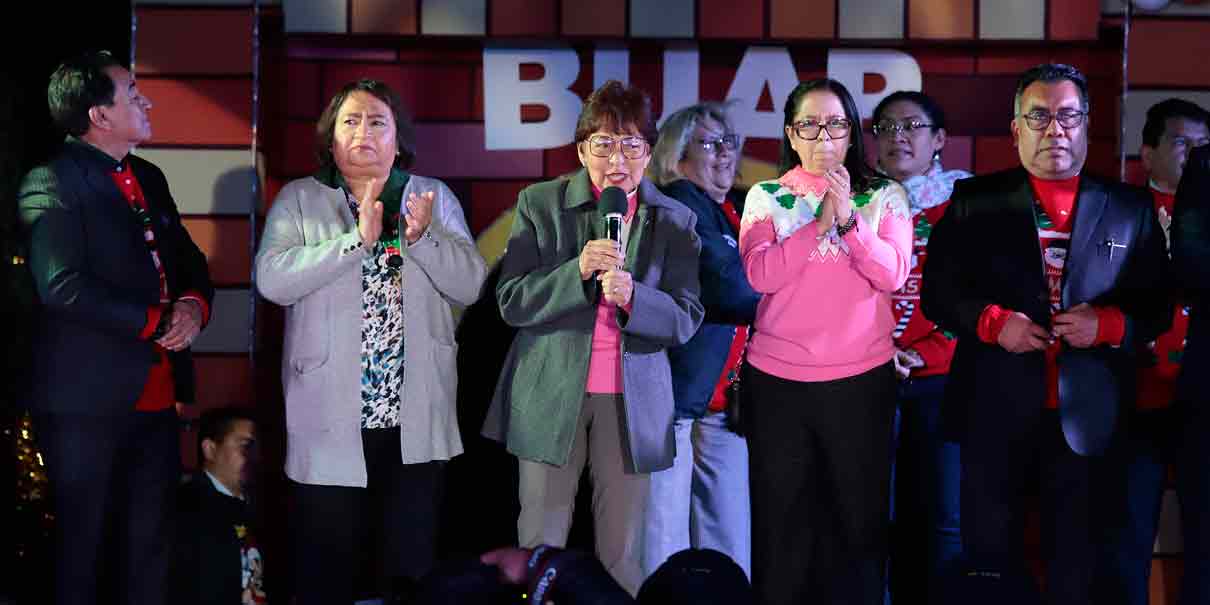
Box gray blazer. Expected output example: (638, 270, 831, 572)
(483, 169, 704, 473)
(256, 174, 487, 487)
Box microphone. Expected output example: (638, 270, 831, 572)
(599, 186, 628, 246)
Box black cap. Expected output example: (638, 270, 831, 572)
(599, 185, 628, 218)
(637, 548, 751, 605)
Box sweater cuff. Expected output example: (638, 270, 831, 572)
(977, 304, 1013, 344)
(1094, 306, 1126, 347)
(178, 291, 211, 327)
(141, 305, 165, 340)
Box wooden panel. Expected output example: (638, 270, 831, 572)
(631, 0, 694, 38)
(1131, 19, 1210, 87)
(140, 78, 252, 146)
(923, 75, 1018, 136)
(190, 357, 255, 419)
(913, 50, 976, 74)
(839, 0, 904, 39)
(351, 0, 417, 34)
(281, 120, 318, 178)
(192, 289, 252, 354)
(699, 0, 764, 39)
(322, 63, 477, 121)
(135, 8, 252, 75)
(979, 0, 1045, 40)
(284, 0, 346, 33)
(560, 0, 625, 36)
(286, 61, 323, 119)
(909, 0, 974, 39)
(410, 123, 544, 178)
(544, 144, 581, 179)
(468, 181, 534, 235)
(940, 135, 974, 173)
(1049, 0, 1100, 40)
(770, 0, 835, 39)
(421, 0, 486, 35)
(137, 148, 256, 215)
(491, 0, 557, 36)
(182, 217, 252, 286)
(974, 135, 1019, 174)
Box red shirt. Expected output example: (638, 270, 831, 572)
(1136, 187, 1188, 409)
(977, 175, 1124, 409)
(892, 202, 957, 377)
(708, 199, 748, 413)
(110, 163, 209, 411)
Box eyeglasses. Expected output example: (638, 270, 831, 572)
(1017, 109, 1087, 131)
(693, 134, 740, 155)
(585, 134, 650, 159)
(872, 119, 934, 138)
(790, 118, 851, 141)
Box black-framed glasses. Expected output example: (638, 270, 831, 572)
(585, 134, 650, 159)
(790, 118, 851, 141)
(872, 119, 934, 138)
(693, 134, 740, 155)
(1017, 109, 1087, 131)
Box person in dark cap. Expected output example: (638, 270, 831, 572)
(637, 548, 752, 605)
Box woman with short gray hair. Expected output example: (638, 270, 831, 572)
(643, 102, 759, 580)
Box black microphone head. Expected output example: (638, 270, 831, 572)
(599, 186, 628, 218)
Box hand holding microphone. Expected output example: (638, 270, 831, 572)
(578, 186, 630, 280)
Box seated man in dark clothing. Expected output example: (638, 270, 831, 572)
(170, 407, 263, 604)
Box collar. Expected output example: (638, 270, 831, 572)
(64, 135, 127, 171)
(314, 164, 410, 215)
(205, 470, 243, 501)
(564, 168, 675, 212)
(1148, 177, 1176, 195)
(591, 182, 639, 223)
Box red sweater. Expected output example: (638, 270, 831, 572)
(892, 202, 956, 377)
(977, 175, 1124, 409)
(1136, 187, 1187, 410)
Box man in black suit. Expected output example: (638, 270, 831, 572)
(1172, 144, 1210, 604)
(171, 407, 264, 605)
(921, 64, 1169, 604)
(17, 50, 213, 605)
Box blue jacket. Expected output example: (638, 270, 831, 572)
(662, 179, 761, 419)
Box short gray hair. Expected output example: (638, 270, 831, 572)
(650, 101, 737, 187)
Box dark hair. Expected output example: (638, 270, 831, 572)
(315, 79, 416, 171)
(47, 50, 124, 137)
(197, 406, 256, 464)
(872, 90, 947, 132)
(1142, 98, 1210, 148)
(1014, 63, 1090, 115)
(574, 80, 659, 147)
(779, 78, 877, 192)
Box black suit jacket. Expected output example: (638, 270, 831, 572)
(17, 137, 213, 414)
(170, 475, 254, 605)
(922, 168, 1169, 455)
(1173, 145, 1210, 404)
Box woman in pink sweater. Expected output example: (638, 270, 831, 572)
(738, 78, 912, 605)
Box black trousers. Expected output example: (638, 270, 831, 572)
(745, 363, 897, 605)
(962, 410, 1122, 605)
(35, 409, 180, 605)
(292, 427, 445, 605)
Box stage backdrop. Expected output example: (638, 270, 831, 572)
(129, 0, 1209, 600)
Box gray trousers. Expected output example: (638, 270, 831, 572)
(518, 393, 649, 595)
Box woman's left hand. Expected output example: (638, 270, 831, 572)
(404, 191, 435, 244)
(600, 269, 633, 307)
(825, 165, 853, 225)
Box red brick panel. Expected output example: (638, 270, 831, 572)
(974, 135, 1019, 174)
(940, 135, 974, 173)
(700, 0, 765, 39)
(1048, 0, 1100, 41)
(182, 217, 252, 287)
(411, 123, 545, 178)
(544, 143, 582, 178)
(322, 63, 477, 121)
(561, 0, 625, 36)
(281, 119, 319, 178)
(769, 0, 835, 39)
(286, 61, 323, 119)
(909, 0, 974, 39)
(1130, 19, 1210, 87)
(136, 8, 253, 75)
(351, 0, 418, 35)
(492, 0, 558, 36)
(192, 356, 255, 410)
(468, 180, 535, 235)
(912, 49, 976, 75)
(141, 78, 252, 147)
(923, 75, 1018, 136)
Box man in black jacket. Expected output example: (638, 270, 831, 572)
(1171, 143, 1210, 604)
(172, 407, 263, 605)
(18, 50, 213, 605)
(922, 64, 1169, 604)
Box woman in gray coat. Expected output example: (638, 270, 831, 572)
(255, 79, 486, 604)
(483, 80, 704, 595)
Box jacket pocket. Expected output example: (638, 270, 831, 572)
(286, 296, 331, 373)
